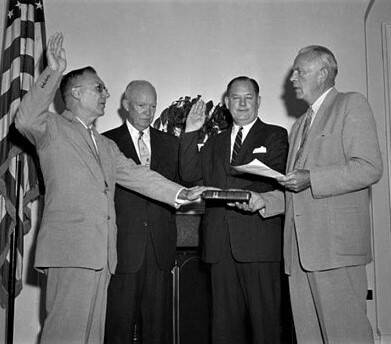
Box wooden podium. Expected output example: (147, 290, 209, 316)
(173, 203, 211, 344)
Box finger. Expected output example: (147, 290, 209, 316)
(55, 34, 63, 56)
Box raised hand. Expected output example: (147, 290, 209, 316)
(185, 99, 207, 132)
(47, 32, 67, 73)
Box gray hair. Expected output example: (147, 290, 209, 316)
(298, 45, 338, 85)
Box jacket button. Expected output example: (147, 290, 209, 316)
(107, 216, 111, 220)
(143, 222, 148, 227)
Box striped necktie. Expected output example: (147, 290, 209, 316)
(138, 131, 150, 166)
(293, 107, 314, 168)
(231, 126, 243, 164)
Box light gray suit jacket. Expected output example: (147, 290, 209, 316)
(262, 88, 382, 273)
(15, 68, 182, 273)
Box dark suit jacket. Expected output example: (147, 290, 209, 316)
(103, 124, 179, 273)
(180, 118, 288, 263)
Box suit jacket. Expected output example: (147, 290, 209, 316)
(103, 124, 179, 273)
(262, 89, 383, 273)
(180, 118, 288, 263)
(15, 67, 183, 274)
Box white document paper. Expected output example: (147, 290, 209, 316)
(232, 159, 284, 179)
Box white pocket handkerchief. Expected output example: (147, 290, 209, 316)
(253, 146, 267, 154)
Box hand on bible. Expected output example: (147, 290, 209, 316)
(47, 32, 67, 73)
(177, 186, 207, 203)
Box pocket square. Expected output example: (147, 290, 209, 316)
(253, 146, 267, 153)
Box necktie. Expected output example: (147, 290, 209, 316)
(88, 128, 99, 159)
(231, 126, 243, 164)
(138, 131, 150, 166)
(88, 127, 108, 188)
(293, 107, 314, 168)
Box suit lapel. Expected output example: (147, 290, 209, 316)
(217, 129, 232, 179)
(287, 114, 307, 172)
(150, 127, 160, 171)
(113, 123, 141, 164)
(234, 118, 264, 165)
(63, 111, 107, 183)
(298, 88, 338, 167)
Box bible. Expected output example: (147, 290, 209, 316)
(202, 190, 251, 202)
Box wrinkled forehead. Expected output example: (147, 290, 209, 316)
(293, 51, 322, 70)
(126, 84, 157, 103)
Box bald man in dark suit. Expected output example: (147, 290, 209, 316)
(104, 80, 179, 344)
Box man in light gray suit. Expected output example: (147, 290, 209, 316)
(234, 46, 382, 343)
(15, 33, 204, 344)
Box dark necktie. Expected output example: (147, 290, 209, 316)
(231, 126, 243, 164)
(138, 131, 150, 166)
(293, 107, 314, 168)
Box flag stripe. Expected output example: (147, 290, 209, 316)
(4, 19, 36, 50)
(1, 37, 36, 76)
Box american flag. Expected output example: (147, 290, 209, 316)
(0, 0, 46, 307)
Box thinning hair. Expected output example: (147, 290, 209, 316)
(226, 76, 260, 96)
(298, 45, 338, 85)
(124, 80, 156, 102)
(60, 66, 97, 104)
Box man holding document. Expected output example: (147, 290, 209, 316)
(180, 76, 288, 344)
(235, 46, 383, 343)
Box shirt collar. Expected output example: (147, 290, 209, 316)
(75, 116, 93, 130)
(311, 87, 334, 114)
(232, 117, 258, 138)
(126, 120, 150, 140)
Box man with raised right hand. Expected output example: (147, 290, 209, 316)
(15, 33, 205, 344)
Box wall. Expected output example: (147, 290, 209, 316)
(2, 0, 390, 343)
(366, 0, 391, 343)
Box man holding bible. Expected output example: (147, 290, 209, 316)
(235, 46, 383, 343)
(180, 76, 288, 344)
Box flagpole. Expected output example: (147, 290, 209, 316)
(7, 154, 22, 344)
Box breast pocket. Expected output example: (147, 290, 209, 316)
(313, 133, 343, 166)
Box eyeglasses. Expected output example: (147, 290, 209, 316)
(73, 83, 108, 94)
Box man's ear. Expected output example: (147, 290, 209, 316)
(224, 96, 229, 108)
(319, 67, 328, 84)
(122, 99, 129, 112)
(257, 95, 261, 110)
(71, 87, 81, 100)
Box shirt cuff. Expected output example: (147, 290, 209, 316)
(174, 187, 187, 209)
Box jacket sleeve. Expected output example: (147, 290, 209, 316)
(179, 130, 203, 183)
(15, 67, 63, 147)
(112, 140, 182, 207)
(260, 190, 285, 218)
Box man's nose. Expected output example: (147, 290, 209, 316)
(239, 97, 246, 106)
(290, 70, 297, 82)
